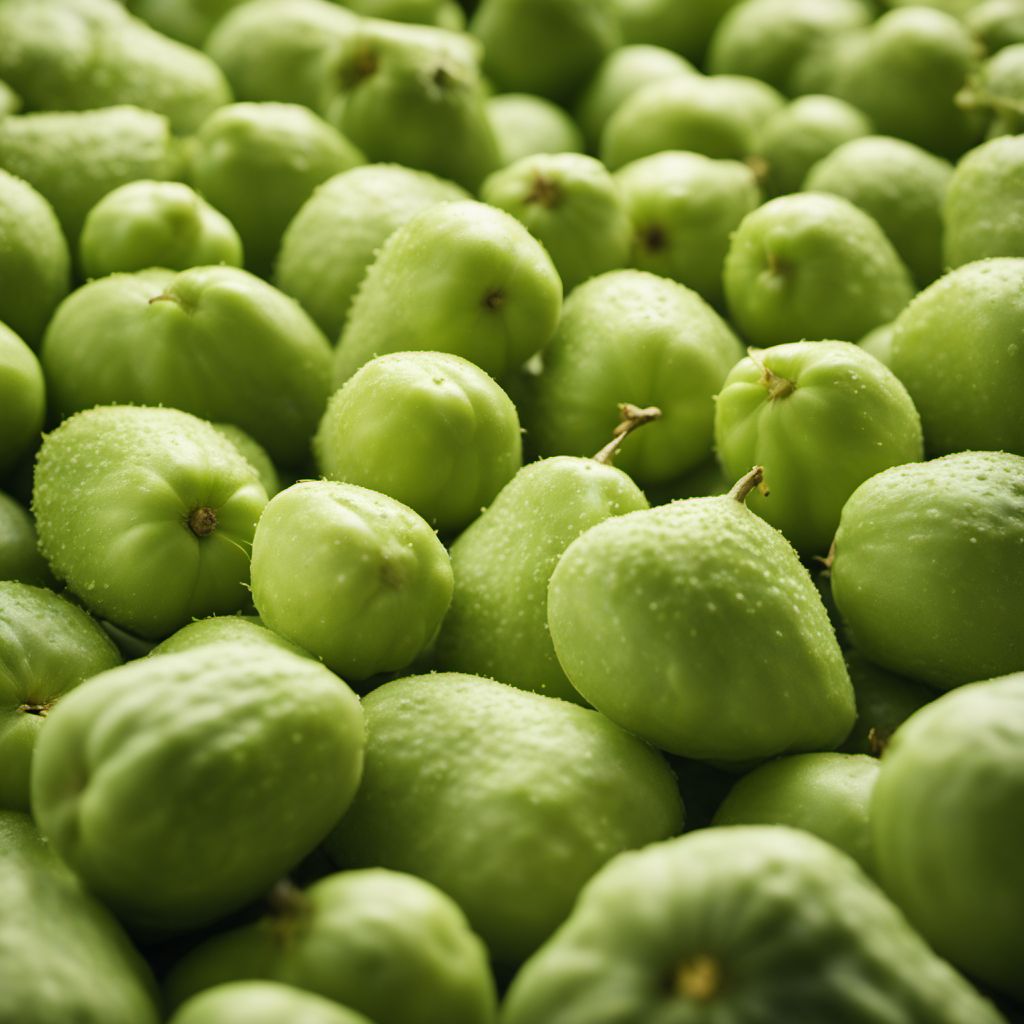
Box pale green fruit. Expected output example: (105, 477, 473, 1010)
(750, 94, 872, 198)
(275, 164, 467, 340)
(170, 983, 372, 1024)
(166, 870, 497, 1024)
(831, 451, 1024, 689)
(0, 169, 70, 348)
(965, 0, 1024, 52)
(315, 351, 521, 534)
(211, 424, 279, 497)
(547, 481, 856, 761)
(149, 615, 308, 659)
(944, 134, 1024, 266)
(433, 456, 649, 703)
(602, 73, 786, 170)
(0, 322, 44, 480)
(31, 642, 365, 934)
(0, 491, 54, 588)
(574, 44, 696, 150)
(0, 582, 121, 811)
(32, 405, 268, 640)
(858, 322, 896, 367)
(343, 0, 465, 29)
(486, 93, 584, 166)
(78, 180, 242, 278)
(250, 481, 453, 682)
(0, 810, 160, 1024)
(480, 153, 632, 293)
(611, 0, 741, 62)
(805, 136, 953, 286)
(723, 192, 915, 345)
(0, 106, 184, 243)
(614, 150, 761, 307)
(959, 43, 1024, 137)
(325, 673, 684, 965)
(888, 257, 1024, 454)
(127, 0, 251, 47)
(527, 270, 743, 484)
(713, 341, 924, 556)
(713, 752, 881, 875)
(333, 200, 561, 386)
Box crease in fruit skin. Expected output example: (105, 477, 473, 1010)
(747, 347, 795, 400)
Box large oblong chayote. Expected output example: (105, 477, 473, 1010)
(30, 641, 366, 936)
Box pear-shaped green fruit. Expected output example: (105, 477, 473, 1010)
(805, 136, 953, 287)
(480, 153, 632, 293)
(485, 93, 584, 167)
(602, 73, 786, 170)
(527, 270, 743, 484)
(315, 352, 521, 534)
(501, 826, 1007, 1024)
(31, 641, 365, 935)
(574, 44, 696, 150)
(831, 451, 1024, 689)
(713, 752, 880, 874)
(0, 169, 70, 348)
(32, 405, 268, 640)
(793, 7, 983, 159)
(0, 322, 44, 480)
(320, 19, 499, 191)
(204, 0, 359, 108)
(149, 615, 308, 659)
(888, 258, 1024, 455)
(78, 180, 242, 278)
(0, 0, 230, 134)
(750, 94, 872, 198)
(723, 192, 915, 345)
(0, 582, 121, 811)
(126, 0, 250, 47)
(275, 164, 467, 340)
(873, 673, 1024, 1001)
(250, 481, 453, 682)
(0, 492, 54, 588)
(433, 452, 649, 703)
(471, 0, 620, 103)
(189, 102, 364, 278)
(614, 150, 761, 307)
(333, 200, 561, 386)
(0, 106, 184, 243)
(611, 0, 741, 62)
(41, 266, 332, 468)
(965, 0, 1024, 52)
(944, 135, 1024, 267)
(959, 43, 1024, 137)
(708, 0, 871, 94)
(547, 470, 855, 761)
(325, 673, 683, 966)
(0, 810, 160, 1024)
(169, 982, 372, 1024)
(166, 870, 497, 1024)
(713, 341, 924, 556)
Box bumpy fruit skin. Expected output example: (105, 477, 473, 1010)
(501, 826, 1007, 1024)
(547, 496, 855, 761)
(325, 673, 684, 966)
(527, 270, 743, 484)
(166, 870, 497, 1024)
(0, 169, 70, 348)
(872, 673, 1024, 1000)
(78, 180, 243, 278)
(250, 481, 453, 682)
(31, 642, 365, 935)
(0, 810, 160, 1024)
(713, 752, 880, 875)
(41, 266, 333, 467)
(32, 405, 268, 640)
(434, 457, 649, 704)
(831, 451, 1024, 689)
(713, 341, 924, 556)
(169, 982, 373, 1024)
(0, 582, 121, 811)
(723, 192, 915, 346)
(333, 200, 562, 387)
(315, 352, 521, 534)
(0, 322, 45, 480)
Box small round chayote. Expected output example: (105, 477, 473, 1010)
(169, 983, 372, 1024)
(31, 641, 365, 935)
(250, 481, 453, 682)
(0, 322, 45, 480)
(78, 180, 242, 278)
(485, 93, 584, 166)
(315, 352, 521, 534)
(32, 405, 268, 640)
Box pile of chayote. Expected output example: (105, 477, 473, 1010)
(2, 0, 1023, 1021)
